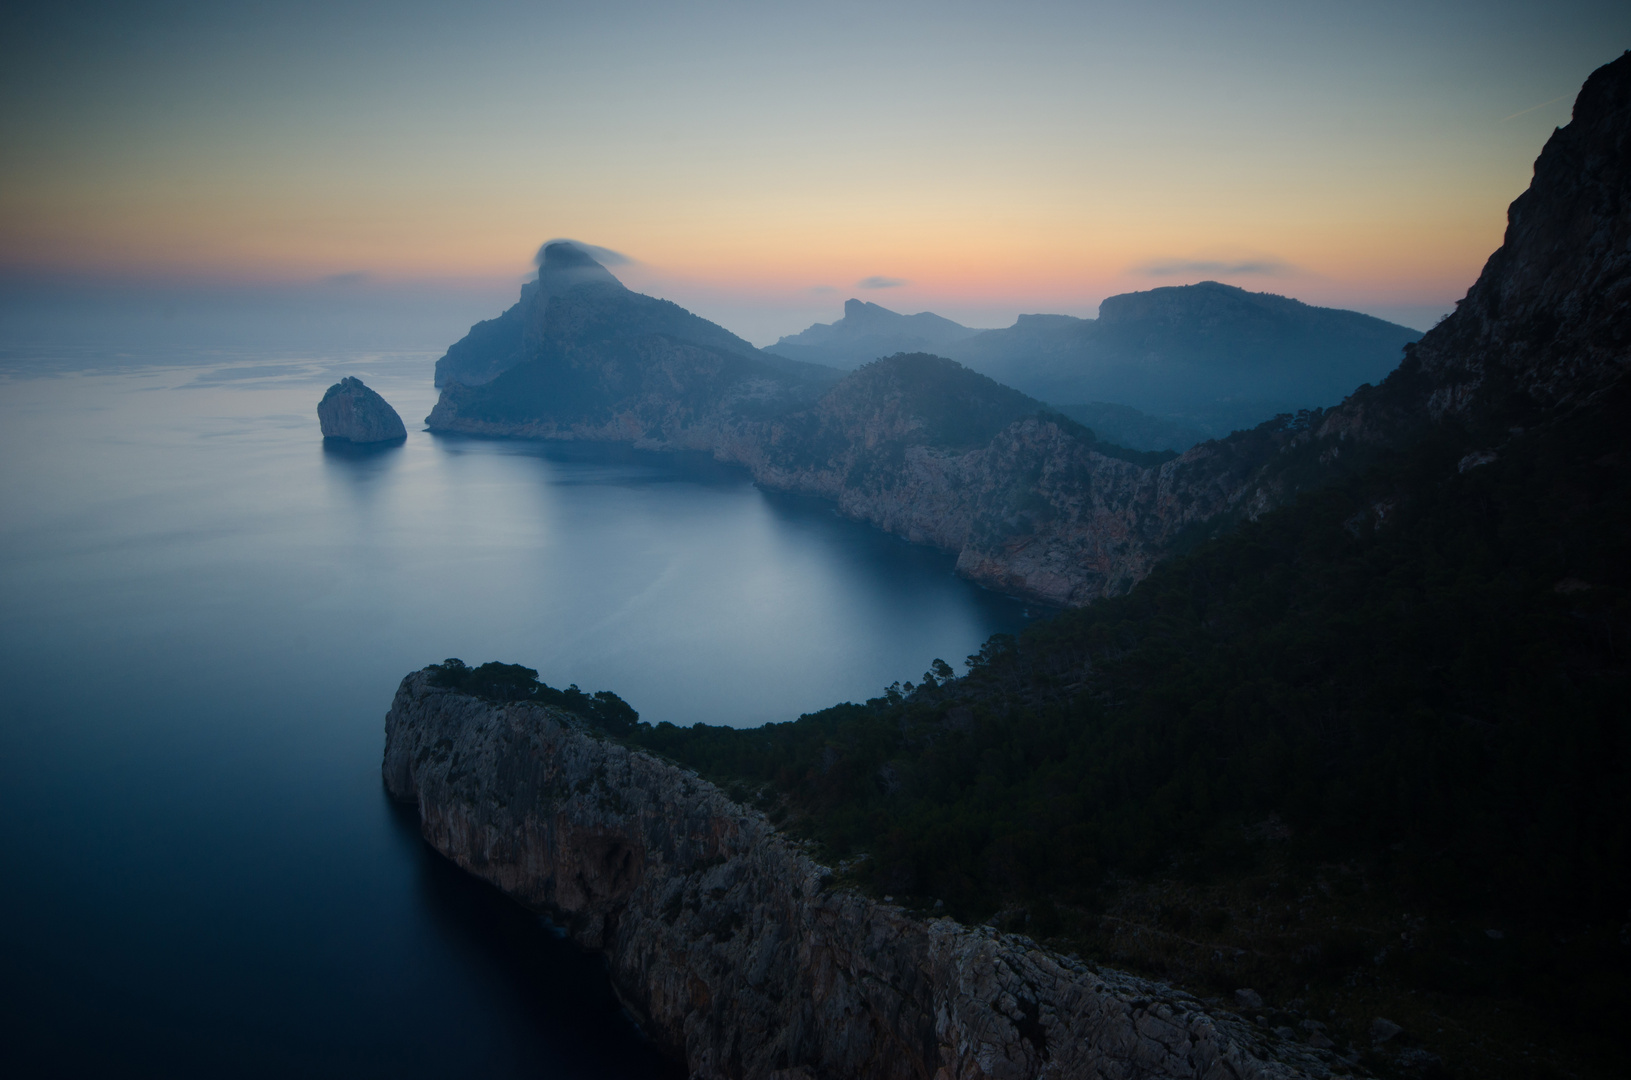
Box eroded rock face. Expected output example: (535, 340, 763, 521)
(383, 670, 1339, 1079)
(317, 377, 407, 443)
(1407, 52, 1631, 417)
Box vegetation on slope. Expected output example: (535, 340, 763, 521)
(428, 659, 640, 735)
(434, 379, 1628, 1076)
(619, 385, 1630, 1077)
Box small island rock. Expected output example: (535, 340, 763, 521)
(318, 377, 407, 443)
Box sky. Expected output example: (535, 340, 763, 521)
(2, 0, 1628, 345)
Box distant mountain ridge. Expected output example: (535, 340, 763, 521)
(770, 284, 1420, 438)
(941, 281, 1421, 435)
(767, 298, 984, 370)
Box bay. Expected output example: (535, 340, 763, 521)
(0, 346, 1031, 1077)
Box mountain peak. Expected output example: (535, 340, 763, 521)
(535, 242, 625, 291)
(1407, 49, 1631, 414)
(771, 300, 980, 368)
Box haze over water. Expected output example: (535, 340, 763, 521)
(0, 346, 1030, 1076)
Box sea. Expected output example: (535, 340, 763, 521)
(0, 344, 1032, 1077)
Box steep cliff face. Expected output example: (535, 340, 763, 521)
(1405, 53, 1630, 418)
(383, 670, 1338, 1080)
(948, 418, 1288, 606)
(729, 362, 1319, 606)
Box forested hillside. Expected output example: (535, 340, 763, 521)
(613, 51, 1631, 1078)
(432, 53, 1631, 1075)
(624, 384, 1628, 1075)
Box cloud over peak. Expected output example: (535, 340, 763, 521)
(535, 239, 634, 267)
(857, 275, 906, 289)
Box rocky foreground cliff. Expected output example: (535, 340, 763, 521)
(383, 669, 1345, 1080)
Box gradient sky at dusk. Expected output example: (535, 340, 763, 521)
(3, 0, 1628, 342)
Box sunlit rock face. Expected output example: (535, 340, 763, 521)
(383, 669, 1332, 1080)
(317, 377, 407, 443)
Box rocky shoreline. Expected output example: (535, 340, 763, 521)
(383, 668, 1349, 1079)
(427, 358, 1320, 608)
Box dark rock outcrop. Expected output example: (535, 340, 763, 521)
(383, 669, 1339, 1080)
(317, 377, 407, 443)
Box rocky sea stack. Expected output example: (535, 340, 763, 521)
(318, 377, 408, 443)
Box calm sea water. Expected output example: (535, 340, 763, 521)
(0, 346, 1031, 1077)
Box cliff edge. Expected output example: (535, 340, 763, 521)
(383, 668, 1344, 1080)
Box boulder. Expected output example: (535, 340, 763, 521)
(317, 377, 407, 443)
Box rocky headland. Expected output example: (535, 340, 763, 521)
(383, 668, 1341, 1080)
(318, 376, 408, 443)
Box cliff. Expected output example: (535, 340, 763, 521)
(317, 376, 407, 443)
(382, 669, 1340, 1080)
(1406, 53, 1630, 419)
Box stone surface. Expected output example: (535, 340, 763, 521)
(383, 670, 1347, 1080)
(1368, 1019, 1402, 1045)
(317, 377, 407, 443)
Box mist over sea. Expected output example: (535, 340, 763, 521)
(0, 344, 1030, 1076)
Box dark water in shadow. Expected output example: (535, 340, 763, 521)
(0, 349, 1033, 1076)
(391, 799, 686, 1080)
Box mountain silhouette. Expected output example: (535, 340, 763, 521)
(767, 299, 984, 370)
(435, 241, 810, 388)
(943, 281, 1421, 436)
